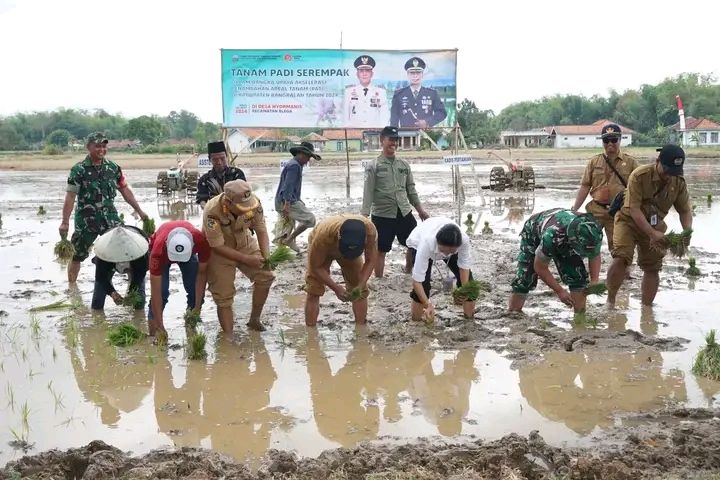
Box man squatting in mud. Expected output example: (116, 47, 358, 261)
(202, 180, 274, 333)
(60, 132, 148, 283)
(509, 208, 603, 313)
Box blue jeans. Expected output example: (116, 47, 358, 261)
(148, 254, 198, 320)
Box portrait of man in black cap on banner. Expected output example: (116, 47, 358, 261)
(343, 55, 390, 128)
(390, 56, 447, 129)
(196, 141, 247, 208)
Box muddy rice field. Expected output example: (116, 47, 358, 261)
(1, 155, 719, 479)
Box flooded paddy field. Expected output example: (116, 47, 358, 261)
(1, 156, 720, 479)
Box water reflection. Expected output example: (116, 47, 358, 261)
(156, 199, 199, 221)
(519, 349, 687, 434)
(153, 335, 288, 460)
(488, 195, 536, 224)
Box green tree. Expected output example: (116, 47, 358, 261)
(166, 110, 200, 139)
(192, 122, 222, 150)
(0, 122, 25, 150)
(46, 129, 71, 148)
(126, 115, 167, 145)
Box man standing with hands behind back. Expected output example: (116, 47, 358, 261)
(361, 126, 429, 277)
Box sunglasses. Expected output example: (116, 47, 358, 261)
(602, 137, 619, 144)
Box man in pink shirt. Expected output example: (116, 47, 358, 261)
(147, 220, 211, 336)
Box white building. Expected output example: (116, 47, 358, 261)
(672, 117, 720, 146)
(547, 119, 634, 148)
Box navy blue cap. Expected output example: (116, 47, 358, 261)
(600, 124, 622, 138)
(339, 219, 366, 259)
(657, 144, 685, 176)
(380, 126, 399, 138)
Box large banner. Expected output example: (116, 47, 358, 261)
(221, 49, 457, 129)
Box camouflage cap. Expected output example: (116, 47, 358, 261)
(567, 214, 602, 258)
(86, 132, 109, 144)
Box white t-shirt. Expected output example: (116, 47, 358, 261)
(406, 217, 472, 283)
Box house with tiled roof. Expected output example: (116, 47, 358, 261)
(671, 117, 720, 146)
(501, 119, 634, 148)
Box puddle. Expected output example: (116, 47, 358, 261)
(1, 160, 719, 466)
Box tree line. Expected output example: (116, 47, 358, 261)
(1, 72, 718, 152)
(0, 109, 220, 153)
(458, 72, 720, 147)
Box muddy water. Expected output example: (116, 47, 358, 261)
(1, 157, 719, 466)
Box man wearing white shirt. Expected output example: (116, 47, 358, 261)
(406, 217, 475, 321)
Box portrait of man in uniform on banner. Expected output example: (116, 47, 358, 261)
(390, 56, 447, 129)
(343, 55, 390, 128)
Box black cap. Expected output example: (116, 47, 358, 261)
(207, 141, 226, 155)
(656, 144, 685, 176)
(289, 141, 321, 160)
(380, 126, 399, 138)
(339, 219, 366, 259)
(404, 57, 426, 72)
(353, 55, 375, 70)
(600, 123, 622, 138)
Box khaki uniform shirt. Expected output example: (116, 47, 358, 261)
(361, 155, 420, 218)
(581, 152, 639, 205)
(202, 193, 267, 250)
(618, 163, 691, 225)
(308, 215, 377, 267)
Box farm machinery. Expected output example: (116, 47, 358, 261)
(485, 151, 537, 191)
(156, 153, 199, 198)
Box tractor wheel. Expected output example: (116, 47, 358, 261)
(489, 167, 507, 191)
(185, 170, 199, 197)
(523, 167, 535, 191)
(156, 171, 169, 196)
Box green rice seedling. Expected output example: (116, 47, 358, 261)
(29, 315, 41, 338)
(278, 328, 287, 346)
(585, 282, 608, 296)
(37, 206, 46, 215)
(686, 257, 701, 276)
(348, 287, 364, 302)
(0, 213, 3, 229)
(6, 382, 15, 410)
(47, 380, 53, 391)
(66, 318, 79, 348)
(20, 401, 30, 429)
(692, 330, 720, 381)
(155, 330, 168, 347)
(107, 323, 144, 347)
(9, 427, 28, 445)
(53, 237, 75, 263)
(123, 287, 145, 309)
(263, 245, 294, 270)
(29, 299, 72, 312)
(452, 280, 484, 302)
(142, 216, 156, 236)
(147, 353, 157, 365)
(664, 228, 693, 257)
(118, 213, 125, 223)
(52, 346, 57, 361)
(184, 309, 201, 329)
(481, 221, 493, 235)
(187, 333, 207, 360)
(574, 310, 588, 325)
(708, 193, 713, 203)
(51, 390, 65, 412)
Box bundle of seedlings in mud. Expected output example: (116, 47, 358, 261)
(107, 323, 144, 347)
(452, 280, 485, 302)
(155, 329, 168, 347)
(29, 299, 73, 312)
(585, 282, 608, 296)
(118, 213, 125, 223)
(122, 287, 145, 309)
(184, 309, 201, 329)
(142, 217, 156, 236)
(686, 257, 701, 276)
(692, 330, 720, 381)
(708, 193, 713, 204)
(37, 205, 46, 215)
(0, 212, 3, 228)
(573, 309, 598, 328)
(53, 235, 75, 263)
(187, 332, 207, 360)
(664, 228, 693, 257)
(481, 221, 493, 235)
(263, 245, 294, 270)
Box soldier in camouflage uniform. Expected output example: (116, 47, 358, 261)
(508, 208, 603, 313)
(60, 132, 148, 283)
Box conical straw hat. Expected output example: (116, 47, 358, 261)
(94, 226, 149, 262)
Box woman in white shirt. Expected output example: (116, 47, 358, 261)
(406, 217, 475, 321)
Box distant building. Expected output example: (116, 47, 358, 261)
(226, 128, 291, 153)
(302, 132, 329, 152)
(106, 139, 141, 150)
(671, 117, 720, 146)
(322, 129, 364, 152)
(501, 119, 634, 148)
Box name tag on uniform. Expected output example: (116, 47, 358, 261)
(650, 214, 658, 226)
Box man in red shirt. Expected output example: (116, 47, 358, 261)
(148, 220, 210, 336)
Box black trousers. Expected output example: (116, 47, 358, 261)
(408, 248, 473, 303)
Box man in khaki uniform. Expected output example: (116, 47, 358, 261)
(305, 215, 378, 327)
(203, 180, 275, 332)
(606, 145, 692, 306)
(572, 123, 639, 251)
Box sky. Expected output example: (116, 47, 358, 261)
(1, 0, 718, 123)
